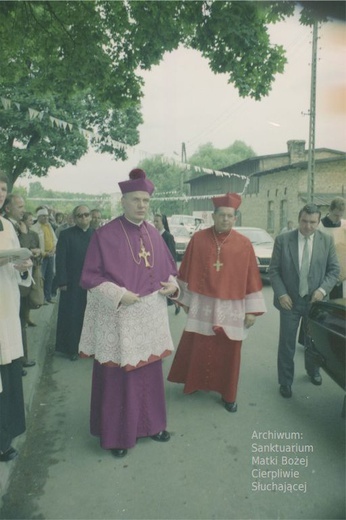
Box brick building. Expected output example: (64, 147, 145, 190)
(186, 140, 346, 235)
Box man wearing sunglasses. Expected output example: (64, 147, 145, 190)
(55, 205, 94, 360)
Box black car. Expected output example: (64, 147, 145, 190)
(307, 298, 346, 414)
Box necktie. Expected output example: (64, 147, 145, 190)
(299, 237, 310, 297)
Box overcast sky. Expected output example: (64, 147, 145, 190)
(19, 10, 346, 195)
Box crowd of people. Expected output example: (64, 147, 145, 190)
(0, 175, 103, 461)
(0, 166, 344, 463)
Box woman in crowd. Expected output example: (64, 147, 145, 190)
(0, 173, 32, 462)
(21, 212, 42, 327)
(153, 213, 177, 260)
(153, 213, 180, 315)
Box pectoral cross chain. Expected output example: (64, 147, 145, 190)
(212, 228, 232, 272)
(138, 239, 151, 268)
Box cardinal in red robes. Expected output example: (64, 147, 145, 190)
(79, 169, 178, 457)
(168, 193, 266, 412)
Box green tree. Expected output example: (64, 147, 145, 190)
(189, 141, 256, 172)
(138, 140, 255, 214)
(1, 1, 325, 190)
(137, 156, 187, 216)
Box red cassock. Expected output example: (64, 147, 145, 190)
(168, 227, 265, 403)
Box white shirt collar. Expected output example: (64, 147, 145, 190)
(124, 216, 143, 226)
(298, 231, 314, 242)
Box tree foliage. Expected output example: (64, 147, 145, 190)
(188, 140, 256, 172)
(1, 0, 325, 190)
(12, 181, 112, 217)
(138, 140, 256, 215)
(137, 156, 185, 216)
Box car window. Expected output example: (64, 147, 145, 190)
(171, 226, 190, 237)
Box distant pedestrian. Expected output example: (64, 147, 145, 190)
(153, 213, 180, 314)
(55, 213, 74, 239)
(21, 212, 42, 327)
(280, 220, 295, 234)
(319, 197, 346, 298)
(31, 208, 57, 304)
(321, 197, 346, 229)
(55, 206, 94, 360)
(90, 209, 102, 230)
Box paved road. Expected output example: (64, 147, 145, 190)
(0, 285, 345, 520)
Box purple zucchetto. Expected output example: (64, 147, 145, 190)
(118, 169, 155, 195)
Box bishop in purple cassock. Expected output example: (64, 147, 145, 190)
(79, 169, 178, 458)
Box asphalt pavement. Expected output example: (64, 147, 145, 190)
(0, 285, 345, 520)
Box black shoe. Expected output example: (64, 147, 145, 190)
(309, 373, 322, 386)
(279, 385, 292, 398)
(224, 401, 238, 413)
(22, 369, 27, 377)
(111, 449, 128, 458)
(150, 430, 170, 442)
(0, 447, 18, 462)
(23, 360, 36, 368)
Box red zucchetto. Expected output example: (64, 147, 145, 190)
(118, 168, 155, 195)
(212, 192, 242, 209)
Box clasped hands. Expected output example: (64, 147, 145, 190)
(120, 281, 177, 306)
(14, 258, 33, 273)
(279, 289, 324, 310)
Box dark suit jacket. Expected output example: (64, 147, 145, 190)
(269, 229, 340, 310)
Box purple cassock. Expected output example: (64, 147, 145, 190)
(80, 216, 178, 450)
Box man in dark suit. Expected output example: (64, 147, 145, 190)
(269, 203, 340, 398)
(55, 205, 94, 360)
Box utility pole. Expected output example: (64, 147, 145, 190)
(307, 20, 318, 203)
(180, 142, 187, 213)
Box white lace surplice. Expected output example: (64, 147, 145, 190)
(176, 280, 267, 340)
(79, 282, 174, 367)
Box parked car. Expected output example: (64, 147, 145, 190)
(307, 298, 346, 392)
(194, 222, 210, 233)
(235, 227, 274, 279)
(170, 215, 203, 235)
(170, 225, 192, 259)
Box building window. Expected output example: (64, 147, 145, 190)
(267, 201, 274, 232)
(280, 200, 288, 231)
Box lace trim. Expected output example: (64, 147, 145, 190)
(79, 282, 174, 367)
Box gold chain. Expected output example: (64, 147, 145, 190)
(120, 220, 155, 268)
(211, 227, 232, 271)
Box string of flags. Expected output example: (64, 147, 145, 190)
(1, 95, 248, 183)
(151, 177, 250, 201)
(1, 96, 130, 150)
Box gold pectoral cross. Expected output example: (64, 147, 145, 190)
(138, 239, 151, 268)
(213, 259, 223, 271)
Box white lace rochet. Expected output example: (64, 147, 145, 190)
(79, 282, 174, 367)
